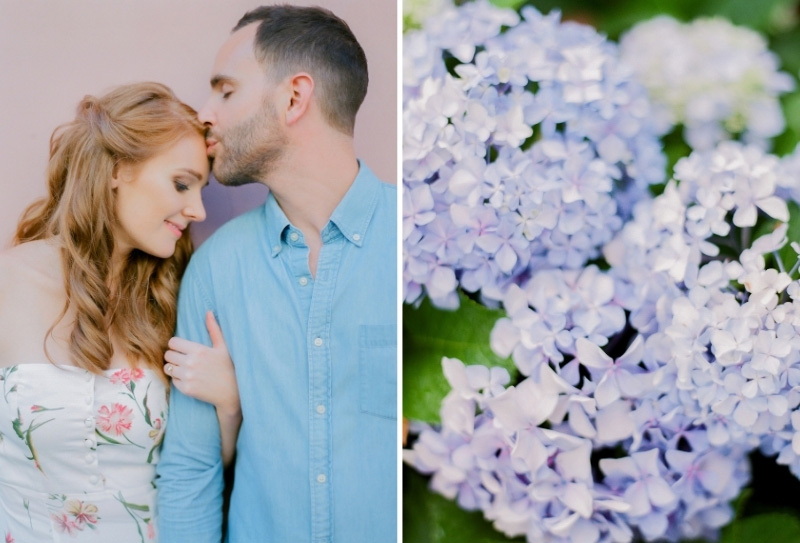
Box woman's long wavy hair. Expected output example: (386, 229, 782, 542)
(14, 82, 205, 377)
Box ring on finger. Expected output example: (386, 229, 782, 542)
(165, 363, 173, 375)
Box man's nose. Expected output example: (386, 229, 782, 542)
(197, 97, 215, 127)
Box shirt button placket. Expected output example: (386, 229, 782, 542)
(310, 331, 330, 537)
(84, 370, 100, 487)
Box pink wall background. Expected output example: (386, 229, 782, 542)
(0, 0, 397, 247)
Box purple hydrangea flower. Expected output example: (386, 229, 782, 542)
(619, 16, 795, 151)
(403, 0, 665, 308)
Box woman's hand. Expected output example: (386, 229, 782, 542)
(165, 311, 242, 466)
(164, 311, 241, 420)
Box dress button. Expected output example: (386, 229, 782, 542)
(316, 404, 326, 415)
(84, 438, 95, 448)
(89, 475, 99, 485)
(314, 337, 323, 347)
(84, 417, 94, 428)
(317, 474, 327, 484)
(85, 453, 95, 464)
(299, 277, 308, 286)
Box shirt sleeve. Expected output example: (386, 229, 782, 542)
(156, 261, 224, 543)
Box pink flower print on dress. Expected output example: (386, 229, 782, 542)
(97, 403, 134, 436)
(148, 417, 164, 440)
(5, 531, 14, 543)
(52, 513, 81, 535)
(147, 520, 156, 541)
(66, 499, 99, 528)
(110, 368, 145, 385)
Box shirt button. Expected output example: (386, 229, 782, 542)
(299, 277, 308, 286)
(84, 417, 94, 428)
(316, 404, 326, 415)
(314, 337, 323, 347)
(353, 233, 361, 241)
(317, 474, 327, 484)
(289, 232, 300, 242)
(272, 245, 280, 253)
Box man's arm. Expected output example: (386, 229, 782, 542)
(157, 265, 225, 543)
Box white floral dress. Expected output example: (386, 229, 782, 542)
(0, 365, 167, 543)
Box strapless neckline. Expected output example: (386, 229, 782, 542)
(2, 363, 160, 376)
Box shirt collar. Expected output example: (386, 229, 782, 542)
(329, 161, 380, 248)
(264, 191, 291, 257)
(263, 161, 381, 256)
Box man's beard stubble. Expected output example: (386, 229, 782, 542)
(212, 101, 286, 187)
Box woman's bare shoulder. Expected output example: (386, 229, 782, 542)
(0, 241, 66, 361)
(0, 240, 63, 294)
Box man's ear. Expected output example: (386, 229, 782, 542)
(285, 73, 314, 126)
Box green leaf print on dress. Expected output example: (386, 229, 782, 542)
(1, 367, 18, 403)
(115, 493, 155, 543)
(12, 404, 62, 473)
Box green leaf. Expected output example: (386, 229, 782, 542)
(719, 512, 800, 543)
(763, 201, 800, 277)
(782, 93, 800, 139)
(773, 32, 800, 79)
(698, 0, 791, 31)
(403, 467, 524, 543)
(403, 293, 517, 423)
(488, 0, 527, 9)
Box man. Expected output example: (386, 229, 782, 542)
(156, 6, 397, 542)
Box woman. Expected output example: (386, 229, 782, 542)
(0, 82, 239, 542)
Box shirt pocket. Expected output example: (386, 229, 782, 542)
(358, 324, 397, 420)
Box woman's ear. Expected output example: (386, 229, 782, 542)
(285, 73, 314, 126)
(111, 161, 128, 189)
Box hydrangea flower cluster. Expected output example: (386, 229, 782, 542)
(406, 140, 800, 542)
(403, 0, 666, 309)
(777, 143, 800, 204)
(619, 16, 795, 151)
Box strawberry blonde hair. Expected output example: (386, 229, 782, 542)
(14, 82, 205, 376)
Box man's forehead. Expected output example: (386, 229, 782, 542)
(213, 23, 259, 72)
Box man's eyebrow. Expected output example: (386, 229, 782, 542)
(210, 75, 235, 89)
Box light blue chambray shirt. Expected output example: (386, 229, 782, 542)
(156, 162, 397, 543)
